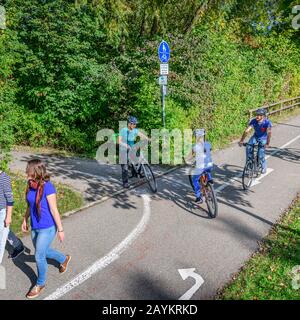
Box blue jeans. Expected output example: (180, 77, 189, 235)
(0, 209, 9, 264)
(246, 136, 267, 171)
(192, 169, 212, 198)
(31, 225, 66, 286)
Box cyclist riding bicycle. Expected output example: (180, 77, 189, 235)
(238, 108, 272, 174)
(118, 116, 149, 188)
(185, 129, 213, 204)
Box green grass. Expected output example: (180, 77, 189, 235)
(219, 195, 300, 300)
(10, 172, 84, 237)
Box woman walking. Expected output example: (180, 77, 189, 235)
(22, 159, 71, 299)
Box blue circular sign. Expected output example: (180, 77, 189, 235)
(158, 40, 170, 63)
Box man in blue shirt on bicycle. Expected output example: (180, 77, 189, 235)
(185, 129, 213, 204)
(118, 116, 148, 188)
(238, 108, 272, 174)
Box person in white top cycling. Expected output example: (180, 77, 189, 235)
(185, 129, 213, 204)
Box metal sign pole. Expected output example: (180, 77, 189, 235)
(161, 85, 166, 128)
(158, 40, 170, 129)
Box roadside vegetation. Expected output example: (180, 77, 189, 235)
(1, 0, 300, 167)
(219, 195, 300, 300)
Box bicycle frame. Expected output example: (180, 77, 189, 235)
(200, 173, 208, 186)
(127, 147, 157, 193)
(128, 150, 148, 176)
(244, 143, 263, 174)
(195, 171, 218, 218)
(200, 172, 212, 197)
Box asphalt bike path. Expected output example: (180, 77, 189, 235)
(1, 115, 299, 300)
(10, 150, 169, 204)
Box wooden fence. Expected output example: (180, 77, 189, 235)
(248, 96, 300, 119)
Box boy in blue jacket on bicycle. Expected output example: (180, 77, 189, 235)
(185, 129, 213, 204)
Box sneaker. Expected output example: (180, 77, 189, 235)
(59, 255, 72, 274)
(261, 168, 267, 174)
(26, 285, 45, 299)
(195, 197, 203, 204)
(123, 182, 129, 188)
(10, 246, 25, 260)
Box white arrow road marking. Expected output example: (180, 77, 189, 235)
(215, 134, 300, 193)
(251, 168, 274, 187)
(44, 194, 151, 300)
(178, 268, 204, 300)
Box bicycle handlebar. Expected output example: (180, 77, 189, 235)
(242, 142, 264, 147)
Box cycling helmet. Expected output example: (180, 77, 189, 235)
(128, 116, 138, 124)
(255, 108, 266, 116)
(194, 128, 206, 137)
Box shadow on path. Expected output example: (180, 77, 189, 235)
(12, 253, 60, 291)
(127, 271, 178, 300)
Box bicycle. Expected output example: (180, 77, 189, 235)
(128, 147, 157, 193)
(188, 168, 218, 219)
(242, 142, 264, 190)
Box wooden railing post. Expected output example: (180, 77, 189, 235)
(248, 96, 300, 119)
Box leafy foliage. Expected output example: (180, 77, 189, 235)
(0, 0, 299, 158)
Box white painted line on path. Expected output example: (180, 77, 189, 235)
(251, 168, 274, 187)
(44, 194, 151, 300)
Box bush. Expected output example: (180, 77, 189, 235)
(0, 0, 300, 158)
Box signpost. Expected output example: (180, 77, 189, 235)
(158, 40, 170, 128)
(158, 75, 167, 86)
(160, 63, 169, 75)
(158, 40, 170, 63)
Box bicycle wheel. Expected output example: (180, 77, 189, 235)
(242, 161, 253, 190)
(204, 182, 218, 218)
(142, 164, 157, 193)
(257, 155, 264, 176)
